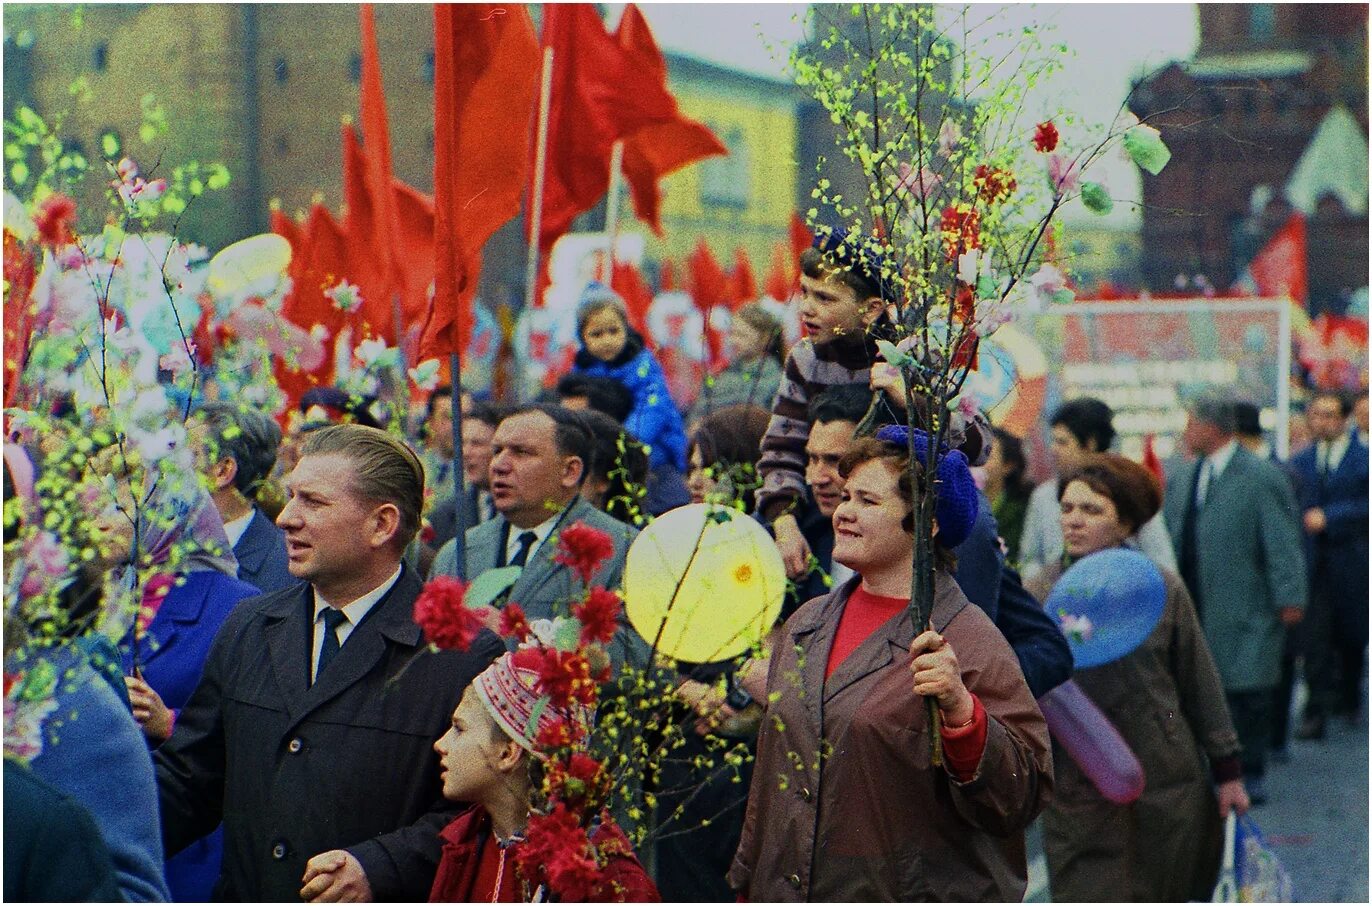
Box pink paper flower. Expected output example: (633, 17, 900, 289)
(1048, 153, 1080, 194)
(895, 161, 942, 200)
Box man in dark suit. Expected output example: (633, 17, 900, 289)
(155, 425, 503, 901)
(431, 405, 645, 672)
(1164, 391, 1306, 802)
(193, 402, 297, 594)
(1290, 390, 1370, 739)
(425, 400, 501, 555)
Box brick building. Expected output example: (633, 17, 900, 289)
(1130, 4, 1368, 314)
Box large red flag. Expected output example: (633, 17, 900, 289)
(423, 3, 540, 362)
(358, 4, 402, 300)
(537, 5, 715, 254)
(275, 204, 350, 411)
(614, 4, 726, 236)
(1239, 212, 1308, 308)
(340, 123, 393, 343)
(611, 260, 654, 348)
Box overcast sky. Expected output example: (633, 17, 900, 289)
(608, 3, 1202, 224)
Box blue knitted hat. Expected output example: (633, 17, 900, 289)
(873, 424, 980, 547)
(811, 223, 891, 301)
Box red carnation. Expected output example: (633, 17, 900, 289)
(33, 194, 78, 249)
(546, 751, 612, 814)
(413, 576, 486, 650)
(940, 204, 981, 261)
(1033, 120, 1059, 153)
(573, 586, 622, 647)
(498, 602, 533, 642)
(536, 717, 578, 751)
(516, 647, 597, 710)
(555, 521, 615, 584)
(515, 803, 604, 902)
(974, 165, 1017, 205)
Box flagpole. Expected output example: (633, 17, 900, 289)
(603, 139, 624, 284)
(448, 348, 466, 579)
(523, 46, 555, 315)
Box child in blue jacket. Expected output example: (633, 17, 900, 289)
(572, 284, 688, 473)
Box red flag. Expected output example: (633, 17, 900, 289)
(763, 242, 793, 303)
(659, 259, 677, 293)
(1240, 212, 1308, 308)
(611, 260, 654, 348)
(358, 4, 402, 296)
(3, 230, 37, 407)
(1141, 434, 1165, 491)
(614, 4, 726, 235)
(687, 240, 727, 365)
(789, 212, 813, 264)
(340, 124, 396, 343)
(275, 204, 350, 411)
(727, 247, 757, 310)
(423, 3, 540, 362)
(538, 5, 712, 254)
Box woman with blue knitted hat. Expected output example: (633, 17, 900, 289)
(728, 426, 1053, 902)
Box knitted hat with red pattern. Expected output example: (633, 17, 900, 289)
(473, 652, 590, 756)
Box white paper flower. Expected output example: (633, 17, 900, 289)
(408, 358, 441, 392)
(325, 279, 363, 313)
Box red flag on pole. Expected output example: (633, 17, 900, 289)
(659, 259, 678, 293)
(422, 2, 540, 363)
(275, 204, 351, 411)
(687, 240, 727, 365)
(358, 4, 402, 297)
(611, 260, 655, 348)
(789, 211, 813, 264)
(340, 123, 393, 343)
(1238, 212, 1308, 309)
(614, 4, 726, 236)
(763, 242, 793, 303)
(727, 247, 758, 310)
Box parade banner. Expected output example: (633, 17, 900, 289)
(968, 298, 1294, 471)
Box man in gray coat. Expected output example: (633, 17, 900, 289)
(155, 425, 503, 901)
(431, 404, 645, 671)
(1165, 391, 1307, 803)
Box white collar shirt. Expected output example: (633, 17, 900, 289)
(504, 513, 560, 566)
(310, 564, 403, 682)
(1197, 439, 1239, 503)
(1317, 433, 1351, 477)
(222, 512, 253, 549)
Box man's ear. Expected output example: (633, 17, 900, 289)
(560, 454, 586, 490)
(859, 294, 885, 327)
(368, 502, 402, 550)
(213, 456, 239, 494)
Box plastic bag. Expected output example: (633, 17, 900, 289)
(1213, 813, 1294, 902)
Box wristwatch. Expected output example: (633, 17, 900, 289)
(725, 674, 754, 711)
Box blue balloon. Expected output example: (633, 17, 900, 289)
(1045, 548, 1166, 669)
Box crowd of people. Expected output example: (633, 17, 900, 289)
(5, 234, 1368, 903)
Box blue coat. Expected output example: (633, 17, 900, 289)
(1291, 438, 1369, 643)
(121, 570, 260, 903)
(575, 343, 688, 472)
(233, 507, 297, 595)
(26, 642, 171, 902)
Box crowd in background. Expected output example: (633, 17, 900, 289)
(6, 239, 1368, 903)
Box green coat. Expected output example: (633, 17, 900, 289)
(1163, 445, 1307, 692)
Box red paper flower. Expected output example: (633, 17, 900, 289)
(419, 520, 437, 544)
(33, 194, 77, 249)
(974, 165, 1017, 204)
(546, 751, 612, 814)
(940, 204, 981, 261)
(1033, 120, 1059, 153)
(498, 602, 533, 642)
(413, 576, 486, 650)
(536, 717, 579, 751)
(514, 647, 597, 710)
(555, 521, 615, 584)
(515, 803, 604, 902)
(573, 586, 621, 646)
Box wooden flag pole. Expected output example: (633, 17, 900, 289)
(602, 139, 625, 284)
(523, 46, 555, 315)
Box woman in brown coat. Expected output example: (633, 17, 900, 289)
(728, 431, 1053, 901)
(1026, 454, 1249, 902)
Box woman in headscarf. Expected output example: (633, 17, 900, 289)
(728, 426, 1052, 901)
(95, 466, 260, 902)
(1025, 454, 1248, 902)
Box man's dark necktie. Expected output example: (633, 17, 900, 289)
(510, 531, 538, 568)
(316, 607, 349, 682)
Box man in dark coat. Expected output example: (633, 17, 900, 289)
(193, 401, 297, 594)
(1290, 390, 1370, 738)
(4, 760, 122, 902)
(156, 424, 503, 901)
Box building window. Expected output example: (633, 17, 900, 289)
(273, 57, 289, 84)
(699, 125, 748, 210)
(1249, 4, 1276, 42)
(92, 41, 108, 71)
(348, 52, 362, 83)
(423, 50, 435, 85)
(275, 135, 290, 157)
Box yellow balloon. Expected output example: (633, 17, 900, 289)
(623, 504, 786, 663)
(206, 233, 292, 298)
